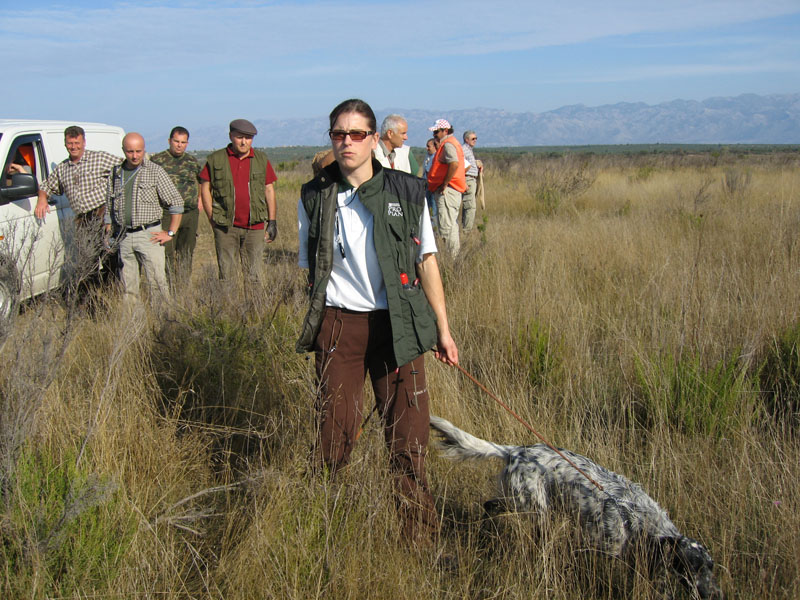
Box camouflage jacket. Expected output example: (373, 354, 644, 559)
(149, 150, 200, 209)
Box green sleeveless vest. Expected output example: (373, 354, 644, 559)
(205, 147, 270, 227)
(296, 160, 438, 366)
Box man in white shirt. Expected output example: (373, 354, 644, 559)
(372, 114, 419, 175)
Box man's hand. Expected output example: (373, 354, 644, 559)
(34, 197, 50, 220)
(150, 230, 173, 246)
(266, 220, 278, 243)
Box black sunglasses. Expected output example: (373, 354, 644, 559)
(329, 129, 375, 142)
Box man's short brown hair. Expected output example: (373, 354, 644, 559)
(64, 125, 85, 139)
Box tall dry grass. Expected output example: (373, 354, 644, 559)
(1, 151, 799, 598)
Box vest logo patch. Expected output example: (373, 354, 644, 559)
(387, 202, 403, 217)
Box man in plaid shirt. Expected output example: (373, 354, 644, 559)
(36, 125, 121, 223)
(104, 133, 183, 300)
(36, 125, 122, 285)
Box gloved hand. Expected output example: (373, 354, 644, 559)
(266, 219, 278, 242)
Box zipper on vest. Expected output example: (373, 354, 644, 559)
(408, 229, 421, 277)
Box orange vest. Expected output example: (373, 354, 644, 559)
(426, 137, 466, 193)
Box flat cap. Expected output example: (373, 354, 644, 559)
(229, 119, 257, 136)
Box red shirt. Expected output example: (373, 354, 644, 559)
(200, 145, 277, 230)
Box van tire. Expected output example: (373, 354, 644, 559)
(0, 254, 20, 341)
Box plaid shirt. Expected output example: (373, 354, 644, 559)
(40, 150, 121, 215)
(106, 158, 183, 228)
(462, 143, 479, 178)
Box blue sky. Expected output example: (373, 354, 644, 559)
(3, 0, 799, 139)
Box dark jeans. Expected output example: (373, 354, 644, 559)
(313, 307, 438, 543)
(162, 207, 199, 289)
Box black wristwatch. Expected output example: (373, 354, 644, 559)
(167, 230, 175, 237)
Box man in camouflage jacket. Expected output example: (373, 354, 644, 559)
(150, 126, 202, 288)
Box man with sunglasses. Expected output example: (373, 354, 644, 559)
(461, 130, 482, 232)
(426, 119, 466, 257)
(199, 119, 278, 281)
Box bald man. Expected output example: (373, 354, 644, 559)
(105, 132, 183, 300)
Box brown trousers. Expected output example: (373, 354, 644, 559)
(313, 307, 438, 543)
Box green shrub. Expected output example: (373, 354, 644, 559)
(0, 446, 132, 597)
(633, 352, 757, 437)
(759, 323, 800, 432)
(629, 165, 656, 182)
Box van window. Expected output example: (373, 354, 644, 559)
(3, 137, 44, 188)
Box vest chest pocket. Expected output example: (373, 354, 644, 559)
(386, 217, 416, 272)
(211, 165, 227, 189)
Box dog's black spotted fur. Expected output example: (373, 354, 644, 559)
(430, 416, 722, 599)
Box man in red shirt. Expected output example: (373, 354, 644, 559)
(199, 119, 277, 281)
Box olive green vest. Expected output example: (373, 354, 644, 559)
(205, 147, 270, 227)
(296, 160, 438, 366)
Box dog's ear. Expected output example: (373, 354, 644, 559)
(672, 536, 713, 573)
(670, 536, 722, 599)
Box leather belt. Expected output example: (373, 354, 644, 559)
(125, 220, 161, 232)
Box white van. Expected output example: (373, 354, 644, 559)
(0, 120, 125, 327)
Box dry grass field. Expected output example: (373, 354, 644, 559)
(1, 149, 799, 598)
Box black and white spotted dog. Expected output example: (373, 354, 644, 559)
(430, 416, 722, 599)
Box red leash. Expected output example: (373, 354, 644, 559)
(447, 359, 604, 492)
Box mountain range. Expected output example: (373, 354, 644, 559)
(147, 93, 800, 150)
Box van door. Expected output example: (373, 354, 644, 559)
(0, 134, 71, 300)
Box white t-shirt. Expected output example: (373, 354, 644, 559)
(297, 188, 437, 311)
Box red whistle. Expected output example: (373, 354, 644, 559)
(400, 272, 409, 285)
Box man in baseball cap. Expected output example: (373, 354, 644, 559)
(426, 118, 466, 256)
(199, 119, 278, 281)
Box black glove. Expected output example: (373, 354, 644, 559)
(266, 219, 278, 242)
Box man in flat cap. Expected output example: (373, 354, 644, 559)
(199, 119, 278, 281)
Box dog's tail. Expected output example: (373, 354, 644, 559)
(429, 416, 511, 462)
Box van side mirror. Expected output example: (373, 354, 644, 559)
(0, 173, 38, 202)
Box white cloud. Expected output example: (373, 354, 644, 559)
(3, 0, 798, 75)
